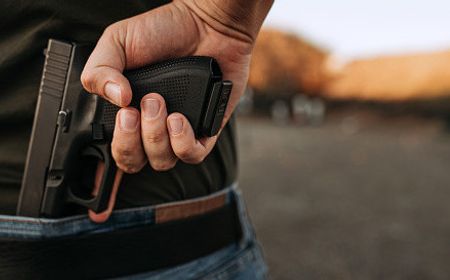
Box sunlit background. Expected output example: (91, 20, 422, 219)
(239, 1, 450, 279)
(265, 0, 450, 58)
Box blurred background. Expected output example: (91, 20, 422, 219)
(238, 1, 450, 279)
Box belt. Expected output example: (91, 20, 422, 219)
(0, 192, 242, 280)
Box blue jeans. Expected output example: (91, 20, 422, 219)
(0, 184, 267, 279)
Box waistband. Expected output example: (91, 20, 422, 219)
(0, 184, 253, 279)
(0, 183, 240, 240)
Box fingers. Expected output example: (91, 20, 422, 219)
(141, 93, 178, 171)
(89, 102, 218, 223)
(111, 107, 147, 173)
(167, 113, 218, 164)
(81, 66, 132, 107)
(81, 24, 132, 107)
(89, 161, 124, 223)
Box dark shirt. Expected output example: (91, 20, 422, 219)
(0, 0, 237, 215)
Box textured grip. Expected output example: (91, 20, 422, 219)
(97, 57, 223, 138)
(100, 74, 191, 135)
(101, 102, 119, 137)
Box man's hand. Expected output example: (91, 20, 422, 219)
(81, 0, 273, 222)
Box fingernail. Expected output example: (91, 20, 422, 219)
(105, 82, 122, 105)
(169, 117, 183, 135)
(120, 110, 138, 132)
(142, 98, 160, 119)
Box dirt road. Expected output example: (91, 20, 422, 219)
(237, 112, 450, 280)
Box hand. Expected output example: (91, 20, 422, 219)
(81, 0, 273, 222)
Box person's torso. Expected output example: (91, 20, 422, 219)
(0, 0, 237, 215)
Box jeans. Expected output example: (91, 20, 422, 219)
(0, 184, 267, 279)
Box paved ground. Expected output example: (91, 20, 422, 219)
(237, 110, 450, 280)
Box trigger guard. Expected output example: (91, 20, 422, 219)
(81, 145, 105, 161)
(67, 142, 116, 213)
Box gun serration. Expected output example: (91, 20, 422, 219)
(40, 40, 72, 99)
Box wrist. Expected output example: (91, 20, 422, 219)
(180, 0, 274, 44)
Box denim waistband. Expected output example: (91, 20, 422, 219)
(0, 183, 249, 240)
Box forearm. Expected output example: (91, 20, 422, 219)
(181, 0, 274, 43)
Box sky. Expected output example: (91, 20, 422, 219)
(264, 0, 450, 59)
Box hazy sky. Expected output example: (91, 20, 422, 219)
(264, 0, 450, 58)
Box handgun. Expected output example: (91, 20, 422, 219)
(17, 39, 232, 218)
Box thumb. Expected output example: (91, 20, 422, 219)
(81, 24, 132, 107)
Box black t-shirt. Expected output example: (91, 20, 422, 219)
(0, 0, 237, 215)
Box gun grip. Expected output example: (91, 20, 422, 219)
(67, 143, 117, 213)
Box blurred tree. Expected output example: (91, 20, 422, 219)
(251, 29, 450, 103)
(249, 29, 328, 96)
(324, 51, 450, 101)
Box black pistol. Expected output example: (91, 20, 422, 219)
(17, 39, 232, 218)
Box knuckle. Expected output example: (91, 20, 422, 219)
(117, 162, 141, 174)
(112, 145, 139, 172)
(186, 154, 206, 165)
(143, 130, 166, 144)
(104, 22, 126, 42)
(113, 153, 145, 174)
(175, 145, 193, 159)
(175, 147, 206, 164)
(112, 141, 146, 174)
(150, 159, 177, 171)
(114, 142, 135, 157)
(80, 70, 95, 92)
(103, 23, 118, 36)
